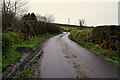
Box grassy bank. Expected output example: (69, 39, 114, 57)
(2, 32, 60, 69)
(2, 12, 61, 70)
(70, 26, 120, 66)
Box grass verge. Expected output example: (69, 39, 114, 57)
(70, 32, 120, 66)
(2, 33, 60, 69)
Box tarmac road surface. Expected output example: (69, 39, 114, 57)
(40, 32, 119, 78)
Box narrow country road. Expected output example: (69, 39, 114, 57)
(40, 32, 119, 78)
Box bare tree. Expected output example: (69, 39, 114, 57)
(1, 0, 28, 31)
(36, 14, 47, 22)
(37, 14, 55, 23)
(36, 14, 42, 21)
(1, 0, 27, 16)
(79, 19, 86, 26)
(45, 14, 55, 23)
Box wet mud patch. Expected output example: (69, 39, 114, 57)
(2, 42, 44, 78)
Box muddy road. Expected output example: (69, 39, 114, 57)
(40, 32, 119, 78)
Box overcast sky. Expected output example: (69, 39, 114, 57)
(27, 0, 119, 26)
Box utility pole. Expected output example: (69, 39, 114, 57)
(68, 18, 70, 25)
(68, 18, 72, 30)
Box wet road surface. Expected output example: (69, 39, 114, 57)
(40, 32, 119, 78)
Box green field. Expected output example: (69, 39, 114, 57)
(60, 26, 77, 30)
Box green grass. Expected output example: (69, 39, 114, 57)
(21, 65, 32, 79)
(80, 41, 120, 66)
(2, 46, 20, 69)
(21, 60, 37, 79)
(77, 40, 109, 55)
(2, 33, 60, 69)
(60, 26, 76, 30)
(70, 33, 120, 66)
(107, 54, 120, 66)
